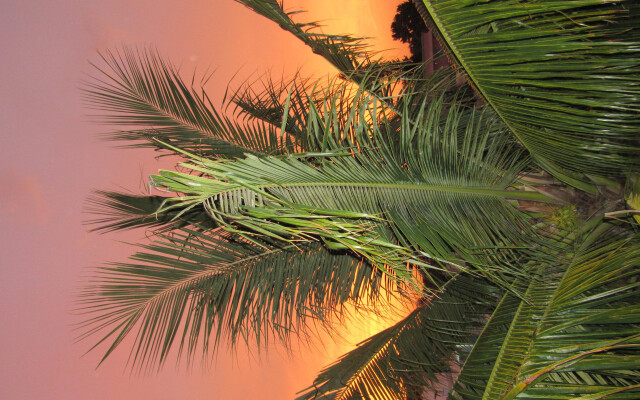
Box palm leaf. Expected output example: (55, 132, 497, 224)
(233, 0, 371, 74)
(230, 71, 393, 154)
(84, 47, 298, 158)
(232, 0, 470, 121)
(450, 222, 640, 400)
(296, 274, 501, 400)
(229, 52, 475, 158)
(145, 94, 554, 287)
(77, 228, 394, 372)
(229, 68, 407, 152)
(451, 292, 522, 400)
(85, 191, 216, 233)
(416, 0, 640, 187)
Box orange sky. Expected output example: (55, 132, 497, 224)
(0, 1, 408, 399)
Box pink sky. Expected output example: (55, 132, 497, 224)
(0, 1, 407, 398)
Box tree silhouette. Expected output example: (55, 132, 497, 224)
(391, 1, 427, 63)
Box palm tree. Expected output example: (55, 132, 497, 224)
(79, 0, 640, 398)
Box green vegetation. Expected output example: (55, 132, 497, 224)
(550, 205, 579, 230)
(79, 1, 640, 399)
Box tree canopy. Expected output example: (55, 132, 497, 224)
(79, 0, 640, 398)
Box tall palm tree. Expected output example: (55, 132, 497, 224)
(79, 0, 640, 398)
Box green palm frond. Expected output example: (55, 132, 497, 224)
(83, 53, 498, 240)
(297, 275, 500, 400)
(416, 0, 640, 187)
(233, 0, 471, 114)
(84, 47, 297, 158)
(85, 191, 216, 233)
(233, 0, 371, 74)
(77, 228, 394, 372)
(230, 69, 398, 152)
(230, 72, 314, 143)
(231, 71, 388, 154)
(451, 222, 640, 400)
(146, 91, 553, 275)
(152, 93, 546, 206)
(450, 292, 522, 400)
(230, 61, 469, 155)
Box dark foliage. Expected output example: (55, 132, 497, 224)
(391, 1, 428, 63)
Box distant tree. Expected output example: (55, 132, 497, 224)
(391, 1, 428, 63)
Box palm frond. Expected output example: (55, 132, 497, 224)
(83, 47, 297, 158)
(297, 275, 500, 400)
(85, 191, 215, 233)
(233, 0, 371, 74)
(416, 0, 640, 187)
(84, 55, 509, 245)
(231, 71, 388, 154)
(229, 61, 468, 155)
(451, 222, 640, 399)
(232, 0, 471, 119)
(77, 228, 394, 372)
(143, 93, 553, 288)
(450, 292, 522, 400)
